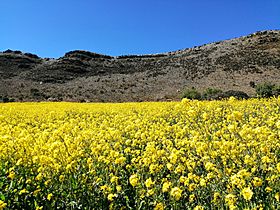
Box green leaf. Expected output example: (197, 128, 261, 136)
(0, 193, 5, 200)
(34, 200, 38, 208)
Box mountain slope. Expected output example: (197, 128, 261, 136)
(0, 30, 279, 102)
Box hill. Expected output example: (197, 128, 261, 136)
(0, 30, 279, 102)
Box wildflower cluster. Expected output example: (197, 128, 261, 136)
(0, 98, 280, 209)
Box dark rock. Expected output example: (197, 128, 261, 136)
(3, 49, 13, 53)
(24, 53, 40, 59)
(64, 50, 113, 60)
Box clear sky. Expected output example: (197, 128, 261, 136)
(0, 0, 279, 58)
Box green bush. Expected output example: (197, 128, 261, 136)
(272, 85, 280, 97)
(255, 82, 280, 98)
(181, 87, 251, 101)
(202, 88, 222, 100)
(218, 90, 249, 100)
(181, 87, 201, 100)
(0, 96, 16, 103)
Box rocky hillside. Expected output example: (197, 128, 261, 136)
(0, 30, 279, 102)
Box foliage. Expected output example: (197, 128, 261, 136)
(30, 88, 47, 100)
(0, 99, 280, 209)
(182, 88, 249, 100)
(181, 87, 201, 100)
(255, 82, 280, 98)
(201, 88, 222, 100)
(217, 90, 249, 100)
(0, 96, 15, 103)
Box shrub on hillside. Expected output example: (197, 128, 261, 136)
(255, 82, 280, 98)
(181, 87, 201, 100)
(215, 90, 249, 100)
(0, 96, 15, 103)
(202, 88, 223, 100)
(272, 85, 280, 96)
(181, 87, 250, 100)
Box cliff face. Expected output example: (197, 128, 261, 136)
(0, 30, 279, 102)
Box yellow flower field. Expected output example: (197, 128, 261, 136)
(0, 98, 280, 209)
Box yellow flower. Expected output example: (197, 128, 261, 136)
(188, 183, 196, 192)
(228, 96, 236, 101)
(230, 174, 245, 188)
(33, 189, 41, 196)
(275, 192, 280, 202)
(59, 175, 65, 182)
(225, 194, 237, 206)
(241, 187, 253, 201)
(181, 98, 190, 104)
(107, 193, 117, 201)
(162, 181, 171, 193)
(244, 155, 254, 165)
(194, 206, 204, 210)
(26, 179, 32, 184)
(7, 171, 15, 180)
(231, 111, 242, 121)
(110, 176, 119, 184)
(189, 194, 195, 202)
(19, 188, 28, 195)
(0, 200, 7, 210)
(147, 189, 155, 196)
(154, 202, 164, 210)
(277, 163, 280, 173)
(145, 178, 155, 188)
(265, 187, 272, 192)
(115, 156, 126, 165)
(129, 174, 139, 187)
(202, 112, 208, 120)
(47, 193, 53, 201)
(252, 177, 263, 187)
(212, 192, 220, 204)
(16, 158, 23, 166)
(100, 184, 111, 193)
(35, 173, 43, 181)
(116, 185, 122, 192)
(44, 180, 51, 186)
(175, 165, 185, 174)
(179, 176, 186, 184)
(170, 187, 182, 201)
(229, 204, 237, 210)
(261, 156, 271, 164)
(149, 164, 160, 174)
(166, 163, 173, 171)
(205, 162, 215, 171)
(199, 178, 206, 187)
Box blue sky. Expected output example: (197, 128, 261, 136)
(0, 0, 279, 58)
